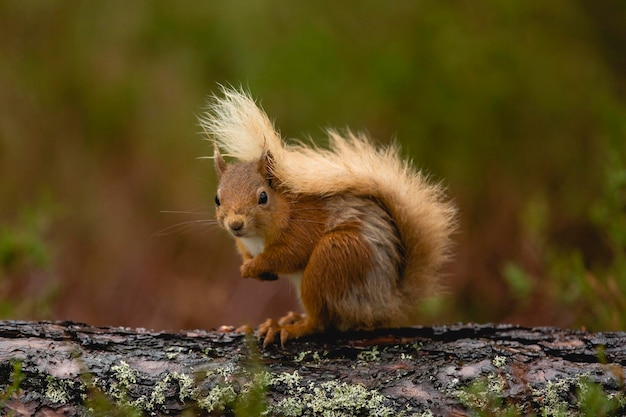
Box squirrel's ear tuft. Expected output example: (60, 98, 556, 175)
(214, 143, 227, 179)
(259, 149, 276, 187)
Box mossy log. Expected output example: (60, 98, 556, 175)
(0, 321, 625, 416)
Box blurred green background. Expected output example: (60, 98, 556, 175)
(0, 1, 624, 331)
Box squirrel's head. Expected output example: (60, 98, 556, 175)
(214, 147, 285, 239)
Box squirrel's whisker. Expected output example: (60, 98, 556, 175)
(154, 219, 217, 237)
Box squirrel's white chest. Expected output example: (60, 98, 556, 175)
(239, 236, 265, 256)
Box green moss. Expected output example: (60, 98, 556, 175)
(141, 375, 169, 410)
(173, 371, 196, 403)
(577, 377, 626, 416)
(357, 346, 381, 364)
(235, 371, 269, 416)
(210, 362, 237, 379)
(84, 386, 142, 417)
(455, 370, 626, 417)
(126, 370, 201, 413)
(193, 339, 270, 415)
(45, 376, 75, 404)
(107, 361, 190, 413)
(492, 355, 507, 368)
(454, 376, 521, 416)
(108, 360, 138, 405)
(294, 349, 329, 364)
(531, 378, 572, 417)
(531, 375, 626, 417)
(272, 370, 303, 389)
(196, 385, 237, 413)
(269, 372, 396, 417)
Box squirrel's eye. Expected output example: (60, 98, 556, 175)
(215, 195, 221, 206)
(258, 191, 268, 205)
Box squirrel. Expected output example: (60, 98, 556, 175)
(200, 88, 457, 347)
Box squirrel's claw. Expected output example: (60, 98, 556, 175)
(258, 318, 280, 348)
(258, 318, 291, 348)
(280, 329, 290, 347)
(257, 315, 316, 348)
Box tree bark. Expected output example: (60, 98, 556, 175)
(0, 320, 624, 416)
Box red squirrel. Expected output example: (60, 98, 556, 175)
(201, 88, 457, 346)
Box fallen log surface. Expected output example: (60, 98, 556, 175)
(0, 320, 625, 416)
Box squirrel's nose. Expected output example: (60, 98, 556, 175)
(229, 219, 244, 232)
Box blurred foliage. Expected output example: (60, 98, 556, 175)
(458, 376, 625, 416)
(0, 199, 59, 319)
(0, 360, 24, 410)
(0, 0, 624, 330)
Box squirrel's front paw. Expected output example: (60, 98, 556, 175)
(240, 259, 278, 280)
(240, 259, 257, 278)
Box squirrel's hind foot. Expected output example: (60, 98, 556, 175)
(257, 313, 315, 348)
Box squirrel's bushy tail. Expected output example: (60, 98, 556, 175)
(201, 88, 457, 320)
